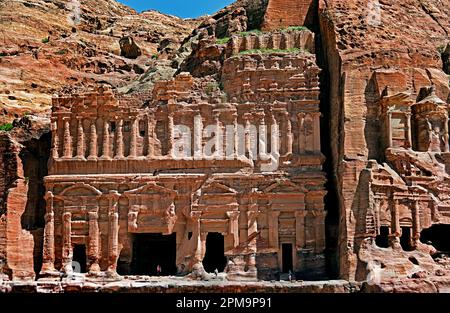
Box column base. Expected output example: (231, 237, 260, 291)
(39, 265, 60, 279)
(99, 156, 112, 161)
(87, 156, 98, 161)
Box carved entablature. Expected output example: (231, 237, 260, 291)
(413, 93, 449, 153)
(124, 183, 178, 235)
(379, 92, 414, 150)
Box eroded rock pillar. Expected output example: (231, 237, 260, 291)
(227, 211, 240, 248)
(390, 197, 401, 248)
(107, 192, 120, 275)
(194, 113, 203, 160)
(406, 113, 412, 149)
(313, 112, 321, 153)
(62, 211, 72, 274)
(387, 112, 393, 148)
(130, 117, 138, 158)
(268, 211, 280, 249)
(63, 118, 72, 158)
(295, 211, 307, 249)
(284, 112, 293, 156)
(412, 200, 421, 247)
(101, 120, 111, 160)
(297, 112, 305, 154)
(88, 120, 98, 160)
(88, 210, 101, 274)
(115, 119, 124, 159)
(146, 116, 155, 158)
(40, 191, 57, 276)
(51, 119, 60, 159)
(76, 118, 85, 159)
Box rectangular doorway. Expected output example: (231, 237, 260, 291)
(131, 233, 177, 276)
(281, 243, 293, 273)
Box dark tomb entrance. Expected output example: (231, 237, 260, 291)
(131, 233, 177, 276)
(281, 243, 293, 273)
(420, 225, 450, 255)
(400, 227, 414, 251)
(376, 226, 390, 248)
(72, 244, 87, 273)
(203, 232, 227, 273)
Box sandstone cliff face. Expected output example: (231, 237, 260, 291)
(318, 0, 449, 281)
(0, 0, 197, 121)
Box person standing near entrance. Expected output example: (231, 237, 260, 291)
(157, 264, 162, 276)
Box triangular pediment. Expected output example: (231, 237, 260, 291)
(201, 181, 237, 195)
(124, 183, 176, 196)
(263, 180, 306, 193)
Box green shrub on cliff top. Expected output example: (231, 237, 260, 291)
(0, 123, 14, 132)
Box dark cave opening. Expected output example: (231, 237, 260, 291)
(281, 243, 294, 273)
(203, 232, 227, 273)
(72, 244, 87, 274)
(375, 226, 390, 248)
(19, 132, 51, 277)
(420, 225, 450, 255)
(131, 233, 177, 276)
(400, 227, 414, 251)
(442, 44, 449, 75)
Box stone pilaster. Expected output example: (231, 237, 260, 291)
(297, 112, 305, 154)
(76, 118, 85, 160)
(101, 120, 111, 160)
(88, 120, 98, 160)
(295, 210, 307, 250)
(62, 211, 72, 274)
(88, 210, 101, 274)
(129, 117, 138, 158)
(63, 118, 72, 159)
(115, 119, 124, 159)
(227, 211, 240, 248)
(51, 119, 60, 159)
(40, 191, 58, 276)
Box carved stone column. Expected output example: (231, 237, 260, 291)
(51, 119, 60, 159)
(88, 210, 101, 274)
(107, 192, 120, 274)
(245, 115, 254, 161)
(295, 210, 307, 250)
(297, 112, 306, 154)
(129, 117, 138, 158)
(313, 112, 321, 153)
(194, 113, 203, 160)
(168, 114, 175, 157)
(313, 209, 326, 253)
(62, 118, 72, 159)
(101, 120, 111, 160)
(146, 116, 155, 158)
(62, 211, 72, 274)
(390, 197, 401, 248)
(40, 191, 58, 276)
(88, 120, 98, 160)
(227, 211, 240, 248)
(76, 118, 85, 159)
(268, 211, 280, 249)
(214, 113, 223, 159)
(284, 112, 293, 156)
(115, 119, 124, 159)
(190, 211, 203, 268)
(259, 113, 267, 158)
(412, 200, 421, 247)
(234, 113, 240, 158)
(406, 113, 412, 149)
